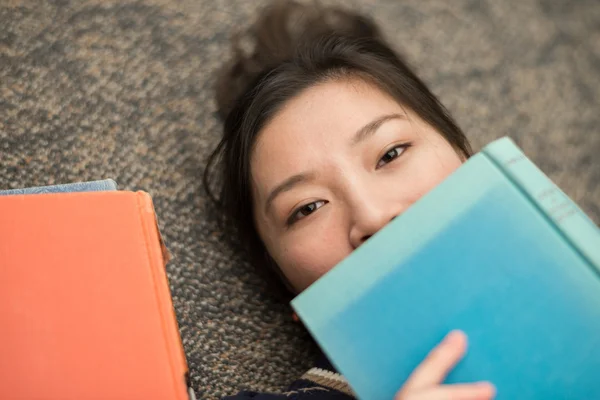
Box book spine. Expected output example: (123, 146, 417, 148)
(136, 191, 189, 400)
(482, 137, 600, 273)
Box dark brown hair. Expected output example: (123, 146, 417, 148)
(204, 0, 472, 300)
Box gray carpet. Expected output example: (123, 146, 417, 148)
(1, 0, 598, 398)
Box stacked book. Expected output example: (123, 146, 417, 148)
(0, 180, 194, 400)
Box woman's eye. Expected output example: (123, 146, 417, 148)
(376, 144, 410, 169)
(288, 200, 327, 225)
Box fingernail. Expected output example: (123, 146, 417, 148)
(475, 382, 496, 397)
(446, 330, 465, 342)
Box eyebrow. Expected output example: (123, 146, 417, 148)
(264, 172, 317, 214)
(351, 113, 406, 146)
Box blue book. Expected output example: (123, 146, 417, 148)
(0, 179, 118, 196)
(292, 137, 600, 400)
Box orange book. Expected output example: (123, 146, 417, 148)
(0, 191, 191, 400)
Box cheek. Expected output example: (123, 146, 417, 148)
(275, 219, 350, 292)
(409, 148, 462, 197)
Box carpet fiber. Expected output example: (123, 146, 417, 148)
(1, 0, 598, 398)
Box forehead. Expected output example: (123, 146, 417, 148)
(250, 79, 402, 190)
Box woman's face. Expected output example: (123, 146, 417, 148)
(250, 78, 463, 293)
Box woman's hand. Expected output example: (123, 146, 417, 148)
(395, 331, 496, 400)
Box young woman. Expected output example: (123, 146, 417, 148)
(205, 1, 496, 399)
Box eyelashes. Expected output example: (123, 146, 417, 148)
(376, 143, 411, 169)
(287, 200, 327, 225)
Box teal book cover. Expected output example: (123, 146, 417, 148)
(292, 137, 600, 400)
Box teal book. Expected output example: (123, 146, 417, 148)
(291, 137, 600, 400)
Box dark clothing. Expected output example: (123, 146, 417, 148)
(222, 355, 355, 399)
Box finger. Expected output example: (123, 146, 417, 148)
(410, 382, 496, 400)
(402, 330, 468, 391)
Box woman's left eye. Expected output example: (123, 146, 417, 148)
(376, 144, 410, 169)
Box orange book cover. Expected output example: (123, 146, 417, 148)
(0, 191, 191, 400)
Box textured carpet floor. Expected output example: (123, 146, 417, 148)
(1, 0, 599, 398)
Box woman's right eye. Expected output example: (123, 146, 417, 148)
(288, 200, 327, 225)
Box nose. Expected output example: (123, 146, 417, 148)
(348, 193, 402, 249)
